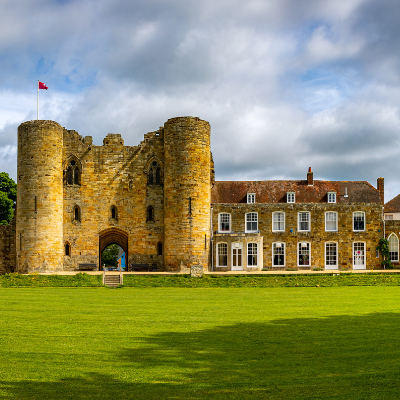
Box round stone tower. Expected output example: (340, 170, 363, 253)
(16, 120, 64, 273)
(163, 117, 211, 271)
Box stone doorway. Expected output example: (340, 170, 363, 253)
(99, 228, 128, 271)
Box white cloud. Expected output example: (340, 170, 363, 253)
(1, 0, 400, 200)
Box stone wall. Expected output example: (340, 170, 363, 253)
(212, 202, 383, 270)
(62, 125, 165, 271)
(11, 117, 388, 274)
(0, 218, 16, 273)
(16, 120, 64, 273)
(163, 117, 212, 271)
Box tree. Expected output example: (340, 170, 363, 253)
(0, 172, 16, 225)
(102, 244, 120, 268)
(376, 238, 394, 269)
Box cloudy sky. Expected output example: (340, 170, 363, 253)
(1, 0, 400, 201)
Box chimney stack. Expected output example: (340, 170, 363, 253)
(377, 177, 384, 204)
(307, 167, 313, 186)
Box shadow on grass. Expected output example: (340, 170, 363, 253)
(2, 313, 400, 399)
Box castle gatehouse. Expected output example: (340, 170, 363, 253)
(0, 116, 393, 273)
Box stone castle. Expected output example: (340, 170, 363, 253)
(0, 116, 399, 274)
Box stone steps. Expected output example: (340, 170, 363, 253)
(104, 274, 122, 288)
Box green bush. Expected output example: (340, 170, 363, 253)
(2, 272, 400, 288)
(0, 273, 102, 287)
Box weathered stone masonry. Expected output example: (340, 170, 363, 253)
(12, 117, 213, 273)
(0, 116, 389, 273)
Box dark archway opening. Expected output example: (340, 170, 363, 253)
(99, 228, 128, 271)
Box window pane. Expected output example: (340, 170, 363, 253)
(389, 235, 399, 262)
(298, 242, 310, 266)
(273, 212, 284, 231)
(354, 212, 365, 230)
(325, 243, 337, 266)
(218, 243, 227, 266)
(247, 194, 255, 203)
(273, 243, 285, 266)
(247, 243, 258, 266)
(325, 212, 337, 231)
(328, 193, 336, 203)
(299, 212, 310, 231)
(220, 214, 230, 231)
(246, 213, 258, 231)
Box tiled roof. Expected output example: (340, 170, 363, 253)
(211, 180, 381, 204)
(385, 194, 400, 213)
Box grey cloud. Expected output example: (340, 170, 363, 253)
(1, 0, 400, 202)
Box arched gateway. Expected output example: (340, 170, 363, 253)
(99, 228, 128, 271)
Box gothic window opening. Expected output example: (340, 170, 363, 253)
(66, 159, 81, 186)
(147, 206, 154, 222)
(111, 205, 117, 220)
(148, 169, 154, 185)
(148, 160, 162, 185)
(65, 243, 71, 256)
(74, 205, 81, 222)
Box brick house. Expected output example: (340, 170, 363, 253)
(211, 169, 384, 271)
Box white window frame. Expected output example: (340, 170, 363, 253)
(272, 211, 285, 232)
(245, 212, 258, 233)
(298, 211, 311, 232)
(385, 215, 393, 220)
(287, 192, 295, 203)
(247, 193, 255, 204)
(327, 192, 336, 203)
(325, 211, 338, 232)
(218, 213, 231, 233)
(388, 233, 399, 262)
(216, 243, 228, 267)
(272, 242, 285, 267)
(353, 211, 365, 232)
(325, 242, 338, 269)
(353, 242, 366, 269)
(247, 243, 258, 267)
(297, 242, 311, 267)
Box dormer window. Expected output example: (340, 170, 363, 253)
(247, 193, 255, 203)
(328, 192, 336, 203)
(287, 192, 295, 203)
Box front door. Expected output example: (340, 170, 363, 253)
(232, 244, 243, 271)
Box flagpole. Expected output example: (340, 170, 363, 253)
(37, 80, 39, 120)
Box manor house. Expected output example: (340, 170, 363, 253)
(0, 116, 398, 274)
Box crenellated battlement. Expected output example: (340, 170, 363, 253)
(13, 116, 212, 273)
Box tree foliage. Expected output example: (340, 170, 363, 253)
(102, 244, 121, 268)
(376, 238, 394, 269)
(0, 172, 16, 225)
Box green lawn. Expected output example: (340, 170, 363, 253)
(0, 287, 400, 399)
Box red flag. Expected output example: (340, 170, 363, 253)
(39, 81, 48, 90)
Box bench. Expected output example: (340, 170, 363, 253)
(130, 263, 158, 272)
(78, 263, 97, 271)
